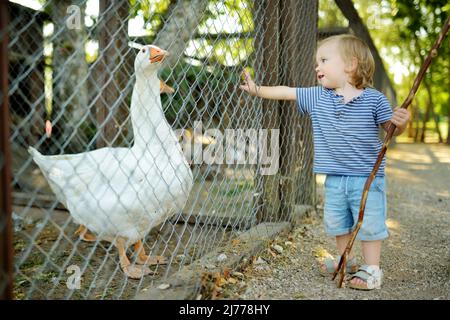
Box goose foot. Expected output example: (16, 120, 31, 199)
(116, 237, 155, 279)
(74, 225, 97, 242)
(133, 240, 168, 265)
(137, 255, 168, 266)
(123, 264, 153, 279)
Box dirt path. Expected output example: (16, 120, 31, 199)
(224, 143, 450, 300)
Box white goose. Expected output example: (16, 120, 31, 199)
(29, 45, 193, 279)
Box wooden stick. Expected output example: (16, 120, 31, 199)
(333, 15, 450, 288)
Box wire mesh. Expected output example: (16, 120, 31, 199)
(4, 0, 317, 299)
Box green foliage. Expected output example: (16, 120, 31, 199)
(129, 0, 172, 36)
(206, 0, 254, 32)
(159, 59, 243, 127)
(360, 2, 447, 116)
(155, 0, 254, 127)
(319, 0, 348, 28)
(389, 0, 449, 117)
(319, 0, 449, 141)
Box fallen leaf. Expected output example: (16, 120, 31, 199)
(158, 283, 170, 290)
(267, 248, 277, 257)
(228, 277, 237, 284)
(312, 246, 331, 258)
(216, 277, 227, 287)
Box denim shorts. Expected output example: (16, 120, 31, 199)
(323, 175, 389, 241)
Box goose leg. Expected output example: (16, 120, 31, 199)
(74, 225, 97, 242)
(116, 237, 152, 279)
(133, 240, 168, 265)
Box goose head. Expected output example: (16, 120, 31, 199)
(134, 44, 169, 77)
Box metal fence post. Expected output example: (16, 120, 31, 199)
(0, 0, 13, 300)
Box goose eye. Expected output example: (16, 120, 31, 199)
(142, 48, 146, 53)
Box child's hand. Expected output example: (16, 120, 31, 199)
(391, 107, 410, 130)
(239, 70, 258, 96)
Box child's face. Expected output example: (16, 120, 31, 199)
(315, 40, 350, 89)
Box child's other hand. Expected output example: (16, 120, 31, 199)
(391, 107, 410, 130)
(239, 69, 258, 96)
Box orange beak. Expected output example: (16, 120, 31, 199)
(150, 47, 168, 64)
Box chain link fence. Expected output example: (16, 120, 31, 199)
(2, 0, 318, 299)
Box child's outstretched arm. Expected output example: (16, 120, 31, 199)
(239, 70, 296, 101)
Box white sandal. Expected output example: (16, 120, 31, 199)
(348, 264, 383, 290)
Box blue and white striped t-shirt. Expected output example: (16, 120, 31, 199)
(296, 86, 393, 176)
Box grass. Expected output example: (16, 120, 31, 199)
(219, 180, 254, 197)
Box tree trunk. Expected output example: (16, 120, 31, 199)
(423, 78, 443, 143)
(408, 100, 416, 139)
(279, 0, 317, 214)
(95, 0, 131, 148)
(408, 36, 438, 144)
(253, 0, 318, 223)
(447, 57, 450, 145)
(154, 0, 209, 68)
(414, 103, 421, 142)
(253, 0, 281, 223)
(334, 0, 396, 103)
(420, 97, 431, 143)
(50, 0, 88, 153)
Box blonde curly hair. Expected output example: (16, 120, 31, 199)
(318, 34, 375, 89)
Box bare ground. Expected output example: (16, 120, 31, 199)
(223, 143, 450, 300)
